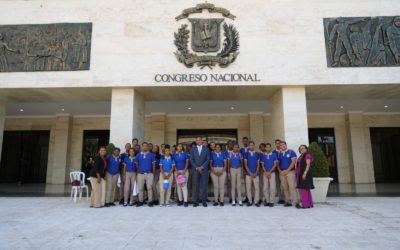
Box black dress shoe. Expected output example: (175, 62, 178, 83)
(177, 201, 183, 206)
(264, 202, 268, 207)
(229, 199, 232, 203)
(247, 202, 253, 207)
(136, 202, 143, 207)
(104, 203, 110, 207)
(184, 202, 188, 207)
(284, 203, 292, 207)
(109, 203, 116, 206)
(219, 202, 224, 206)
(269, 203, 274, 207)
(295, 204, 302, 209)
(213, 202, 219, 206)
(243, 198, 249, 203)
(202, 203, 208, 207)
(154, 200, 159, 205)
(278, 200, 285, 204)
(206, 199, 211, 202)
(148, 201, 154, 207)
(255, 201, 261, 207)
(119, 199, 124, 205)
(193, 203, 199, 207)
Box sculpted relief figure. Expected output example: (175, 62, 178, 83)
(0, 33, 18, 72)
(387, 17, 400, 64)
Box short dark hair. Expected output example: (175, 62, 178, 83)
(259, 143, 266, 147)
(275, 139, 281, 143)
(132, 138, 138, 142)
(242, 136, 249, 140)
(266, 143, 272, 147)
(142, 142, 148, 146)
(164, 144, 170, 149)
(114, 147, 120, 152)
(280, 141, 287, 145)
(249, 141, 255, 145)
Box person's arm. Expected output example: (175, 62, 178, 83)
(303, 155, 312, 180)
(254, 157, 260, 178)
(160, 163, 165, 178)
(287, 151, 297, 172)
(270, 160, 277, 173)
(202, 149, 210, 169)
(210, 159, 215, 174)
(93, 157, 102, 183)
(189, 148, 197, 170)
(222, 159, 227, 173)
(183, 158, 189, 175)
(244, 159, 251, 176)
(170, 163, 176, 178)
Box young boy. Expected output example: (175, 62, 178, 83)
(260, 143, 278, 207)
(105, 148, 121, 207)
(244, 141, 261, 207)
(227, 143, 243, 206)
(159, 145, 175, 207)
(135, 142, 156, 207)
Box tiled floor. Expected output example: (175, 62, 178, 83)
(0, 197, 400, 249)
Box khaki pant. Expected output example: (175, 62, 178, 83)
(176, 170, 189, 202)
(280, 170, 298, 205)
(211, 168, 226, 202)
(159, 172, 173, 205)
(105, 172, 119, 203)
(276, 171, 284, 200)
(137, 173, 154, 202)
(90, 177, 106, 207)
(245, 175, 260, 203)
(263, 172, 276, 203)
(124, 171, 136, 203)
(152, 169, 160, 201)
(230, 168, 242, 202)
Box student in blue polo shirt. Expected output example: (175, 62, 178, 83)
(105, 148, 122, 207)
(278, 141, 298, 207)
(240, 137, 250, 204)
(118, 143, 132, 205)
(135, 142, 156, 207)
(152, 145, 161, 206)
(159, 145, 175, 207)
(274, 139, 285, 204)
(122, 148, 136, 207)
(227, 143, 243, 206)
(210, 144, 227, 206)
(260, 143, 278, 207)
(173, 143, 190, 207)
(244, 141, 261, 207)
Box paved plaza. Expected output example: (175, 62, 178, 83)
(0, 197, 399, 250)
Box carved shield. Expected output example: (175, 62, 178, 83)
(188, 18, 223, 53)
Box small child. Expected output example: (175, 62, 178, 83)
(159, 145, 175, 207)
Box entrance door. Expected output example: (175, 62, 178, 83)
(0, 130, 50, 183)
(81, 130, 110, 179)
(177, 129, 238, 150)
(308, 128, 338, 182)
(370, 127, 400, 182)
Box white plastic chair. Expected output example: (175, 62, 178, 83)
(69, 171, 89, 203)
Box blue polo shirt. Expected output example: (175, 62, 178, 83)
(273, 149, 281, 159)
(278, 150, 297, 170)
(240, 147, 249, 158)
(135, 152, 155, 173)
(228, 152, 242, 169)
(106, 155, 121, 175)
(160, 156, 175, 173)
(244, 151, 259, 175)
(154, 155, 160, 170)
(211, 152, 225, 167)
(260, 152, 277, 171)
(173, 152, 189, 171)
(124, 156, 136, 172)
(120, 152, 128, 161)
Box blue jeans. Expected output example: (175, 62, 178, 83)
(193, 168, 208, 203)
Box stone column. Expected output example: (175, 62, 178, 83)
(109, 88, 145, 149)
(150, 113, 165, 145)
(271, 87, 309, 150)
(47, 114, 72, 184)
(249, 112, 264, 145)
(346, 112, 375, 183)
(0, 100, 5, 164)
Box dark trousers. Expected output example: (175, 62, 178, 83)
(193, 168, 208, 203)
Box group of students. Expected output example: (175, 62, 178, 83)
(89, 137, 315, 209)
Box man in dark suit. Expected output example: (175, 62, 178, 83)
(190, 136, 211, 207)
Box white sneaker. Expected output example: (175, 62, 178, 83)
(159, 204, 163, 207)
(166, 204, 170, 207)
(232, 201, 236, 206)
(239, 201, 243, 206)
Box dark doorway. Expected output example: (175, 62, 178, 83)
(370, 127, 400, 183)
(177, 129, 238, 150)
(308, 128, 338, 183)
(0, 130, 50, 183)
(81, 130, 110, 179)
